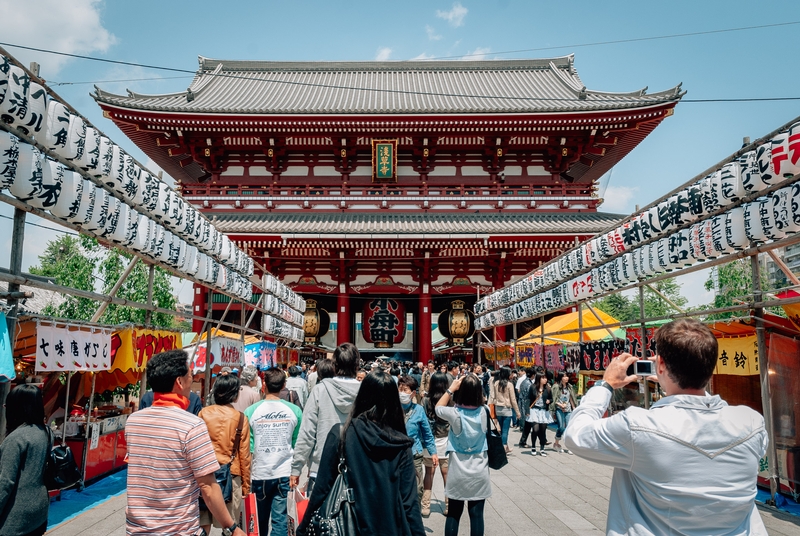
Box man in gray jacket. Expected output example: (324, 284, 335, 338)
(289, 343, 361, 494)
(566, 319, 768, 536)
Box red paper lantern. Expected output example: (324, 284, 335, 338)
(362, 298, 406, 348)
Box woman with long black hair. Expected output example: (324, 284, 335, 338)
(0, 384, 50, 536)
(421, 371, 451, 516)
(298, 370, 425, 536)
(527, 372, 553, 456)
(488, 366, 520, 454)
(436, 374, 491, 536)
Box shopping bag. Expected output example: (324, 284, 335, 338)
(244, 492, 259, 536)
(287, 487, 309, 536)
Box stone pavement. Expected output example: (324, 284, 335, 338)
(46, 428, 800, 536)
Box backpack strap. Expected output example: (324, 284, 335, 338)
(230, 412, 245, 463)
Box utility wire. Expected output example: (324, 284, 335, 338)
(0, 213, 79, 236)
(3, 20, 800, 103)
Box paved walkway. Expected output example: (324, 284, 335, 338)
(47, 429, 800, 535)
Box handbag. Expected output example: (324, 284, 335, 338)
(483, 407, 508, 470)
(307, 426, 359, 536)
(45, 427, 83, 491)
(200, 412, 244, 510)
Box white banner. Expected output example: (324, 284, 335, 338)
(211, 337, 244, 369)
(35, 324, 112, 372)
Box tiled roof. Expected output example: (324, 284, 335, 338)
(93, 55, 683, 115)
(210, 212, 623, 236)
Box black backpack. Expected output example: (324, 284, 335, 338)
(45, 428, 83, 491)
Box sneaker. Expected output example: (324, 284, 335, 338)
(530, 448, 538, 456)
(566, 449, 573, 455)
(539, 450, 548, 457)
(558, 448, 565, 453)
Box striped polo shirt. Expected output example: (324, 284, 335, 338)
(125, 405, 220, 535)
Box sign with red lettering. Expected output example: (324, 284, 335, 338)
(110, 328, 182, 372)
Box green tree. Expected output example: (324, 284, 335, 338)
(29, 235, 178, 328)
(29, 235, 97, 321)
(593, 293, 635, 322)
(704, 258, 781, 320)
(642, 279, 688, 319)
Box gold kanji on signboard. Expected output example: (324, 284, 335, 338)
(371, 139, 398, 182)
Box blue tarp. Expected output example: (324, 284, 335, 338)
(48, 468, 127, 529)
(756, 488, 800, 517)
(0, 313, 15, 382)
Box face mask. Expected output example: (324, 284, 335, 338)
(399, 393, 412, 405)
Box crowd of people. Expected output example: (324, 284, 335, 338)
(0, 319, 771, 536)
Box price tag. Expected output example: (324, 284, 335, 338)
(90, 422, 101, 450)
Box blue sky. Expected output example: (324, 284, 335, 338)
(2, 0, 800, 306)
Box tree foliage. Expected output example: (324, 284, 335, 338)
(29, 235, 177, 328)
(593, 279, 688, 322)
(703, 258, 781, 320)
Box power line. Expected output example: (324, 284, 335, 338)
(0, 213, 79, 236)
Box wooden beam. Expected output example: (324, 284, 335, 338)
(767, 250, 800, 286)
(90, 257, 140, 322)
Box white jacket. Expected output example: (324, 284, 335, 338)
(565, 387, 768, 536)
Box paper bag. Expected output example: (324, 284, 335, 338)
(287, 488, 309, 536)
(244, 492, 259, 536)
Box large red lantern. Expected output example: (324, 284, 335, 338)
(362, 298, 406, 348)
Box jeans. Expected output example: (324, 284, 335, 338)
(252, 477, 289, 536)
(555, 408, 571, 439)
(445, 499, 485, 536)
(496, 415, 512, 446)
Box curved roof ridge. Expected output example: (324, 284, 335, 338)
(197, 56, 577, 72)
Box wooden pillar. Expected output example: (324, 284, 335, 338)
(419, 284, 432, 364)
(192, 283, 206, 333)
(337, 283, 351, 345)
(1, 208, 26, 442)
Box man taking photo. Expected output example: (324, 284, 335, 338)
(565, 319, 768, 535)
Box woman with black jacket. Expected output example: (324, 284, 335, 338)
(298, 370, 425, 536)
(527, 372, 553, 456)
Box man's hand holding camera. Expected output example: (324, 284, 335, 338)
(603, 353, 653, 389)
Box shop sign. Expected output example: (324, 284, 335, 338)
(110, 328, 182, 372)
(579, 339, 628, 372)
(245, 341, 277, 369)
(35, 323, 112, 372)
(715, 336, 758, 376)
(371, 139, 397, 182)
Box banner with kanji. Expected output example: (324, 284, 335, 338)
(563, 345, 581, 374)
(544, 344, 564, 371)
(211, 337, 244, 368)
(36, 323, 112, 372)
(579, 339, 629, 372)
(0, 312, 14, 381)
(714, 336, 758, 376)
(244, 341, 277, 369)
(516, 345, 534, 366)
(110, 328, 182, 372)
(626, 328, 657, 358)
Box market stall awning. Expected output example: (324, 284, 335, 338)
(518, 309, 620, 344)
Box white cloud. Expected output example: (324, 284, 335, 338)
(436, 2, 468, 27)
(411, 52, 435, 60)
(375, 47, 392, 61)
(462, 47, 491, 61)
(426, 25, 442, 41)
(599, 185, 638, 213)
(0, 0, 116, 77)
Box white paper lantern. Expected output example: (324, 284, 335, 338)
(85, 187, 110, 233)
(698, 219, 719, 259)
(156, 230, 174, 264)
(620, 252, 637, 283)
(569, 273, 593, 301)
(28, 159, 63, 210)
(104, 144, 125, 192)
(63, 114, 87, 161)
(725, 207, 749, 249)
(655, 238, 671, 271)
(50, 169, 81, 219)
(718, 162, 744, 206)
(0, 130, 19, 190)
(66, 180, 95, 226)
(631, 248, 644, 278)
(139, 172, 160, 211)
(739, 150, 768, 194)
(130, 213, 151, 252)
(9, 144, 43, 202)
(105, 199, 129, 243)
(99, 197, 121, 239)
(21, 82, 47, 137)
(196, 253, 211, 282)
(147, 223, 166, 258)
(121, 207, 140, 247)
(755, 141, 780, 189)
(120, 154, 141, 201)
(0, 66, 28, 126)
(710, 214, 733, 254)
(44, 100, 71, 153)
(697, 174, 720, 214)
(771, 130, 800, 179)
(743, 202, 767, 243)
(77, 126, 101, 172)
(771, 187, 800, 235)
(688, 224, 706, 262)
(96, 136, 114, 179)
(183, 245, 199, 276)
(167, 194, 185, 233)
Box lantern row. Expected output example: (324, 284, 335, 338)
(263, 275, 306, 322)
(0, 56, 254, 279)
(262, 314, 304, 344)
(0, 130, 256, 301)
(474, 121, 800, 319)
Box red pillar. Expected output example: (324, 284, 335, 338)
(419, 285, 432, 364)
(337, 284, 351, 345)
(192, 283, 206, 333)
(496, 324, 507, 343)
